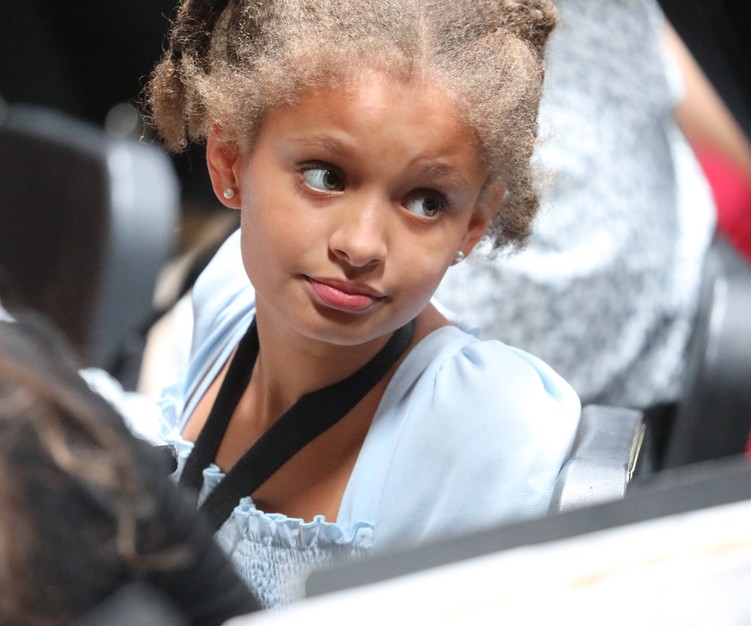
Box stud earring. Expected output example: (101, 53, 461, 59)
(222, 188, 235, 200)
(452, 250, 466, 265)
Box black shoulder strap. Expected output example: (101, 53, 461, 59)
(179, 317, 260, 493)
(180, 318, 415, 531)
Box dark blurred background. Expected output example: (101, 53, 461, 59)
(0, 0, 214, 217)
(659, 0, 751, 138)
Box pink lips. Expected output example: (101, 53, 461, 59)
(307, 277, 385, 312)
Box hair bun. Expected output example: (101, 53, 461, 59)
(481, 0, 558, 56)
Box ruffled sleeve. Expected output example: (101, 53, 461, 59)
(340, 326, 580, 551)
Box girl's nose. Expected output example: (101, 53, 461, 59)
(329, 200, 388, 268)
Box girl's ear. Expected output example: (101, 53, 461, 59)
(206, 124, 242, 208)
(459, 180, 507, 256)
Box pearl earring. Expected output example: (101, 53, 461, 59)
(452, 250, 466, 265)
(223, 188, 235, 200)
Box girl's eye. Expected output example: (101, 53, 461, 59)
(405, 193, 448, 218)
(302, 166, 344, 192)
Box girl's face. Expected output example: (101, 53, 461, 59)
(208, 70, 499, 347)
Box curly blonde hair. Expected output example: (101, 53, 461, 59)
(147, 0, 557, 251)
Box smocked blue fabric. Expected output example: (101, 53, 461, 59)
(158, 229, 580, 608)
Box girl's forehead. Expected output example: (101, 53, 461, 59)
(273, 71, 466, 135)
(287, 68, 460, 119)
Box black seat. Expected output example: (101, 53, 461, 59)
(0, 103, 179, 381)
(662, 234, 751, 468)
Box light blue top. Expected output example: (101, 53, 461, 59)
(158, 229, 580, 608)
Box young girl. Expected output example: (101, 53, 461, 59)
(146, 0, 580, 608)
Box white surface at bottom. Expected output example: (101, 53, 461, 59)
(225, 498, 751, 625)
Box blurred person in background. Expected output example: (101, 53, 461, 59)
(434, 0, 751, 460)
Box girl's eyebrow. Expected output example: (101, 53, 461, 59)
(413, 161, 471, 189)
(294, 136, 351, 157)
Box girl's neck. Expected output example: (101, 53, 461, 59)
(250, 306, 396, 420)
(249, 301, 450, 419)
